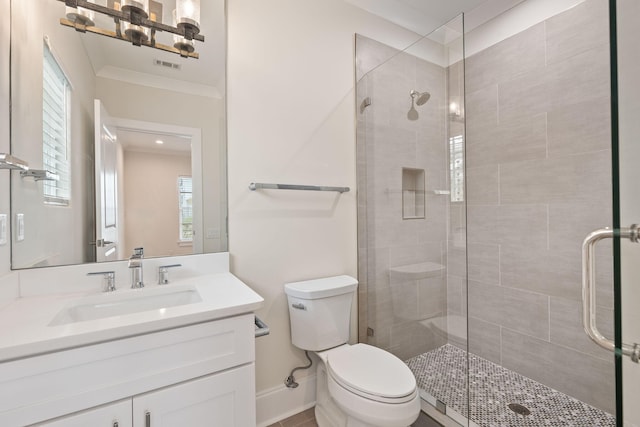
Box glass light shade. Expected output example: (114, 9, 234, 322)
(172, 9, 195, 53)
(65, 1, 96, 26)
(121, 0, 149, 19)
(121, 20, 150, 44)
(175, 0, 200, 31)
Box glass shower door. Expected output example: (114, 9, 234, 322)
(612, 0, 640, 425)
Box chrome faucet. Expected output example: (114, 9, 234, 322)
(87, 271, 116, 292)
(128, 247, 144, 288)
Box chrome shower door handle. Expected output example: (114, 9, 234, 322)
(582, 225, 640, 363)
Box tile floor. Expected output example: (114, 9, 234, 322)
(267, 407, 441, 427)
(406, 344, 616, 427)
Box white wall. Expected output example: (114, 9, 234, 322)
(11, 0, 96, 268)
(95, 78, 226, 254)
(227, 0, 424, 402)
(123, 150, 192, 257)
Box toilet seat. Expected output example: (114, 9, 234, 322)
(326, 344, 417, 404)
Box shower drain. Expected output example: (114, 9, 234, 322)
(508, 403, 531, 416)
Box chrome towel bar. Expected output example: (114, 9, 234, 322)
(582, 225, 640, 362)
(249, 182, 350, 193)
(255, 316, 270, 338)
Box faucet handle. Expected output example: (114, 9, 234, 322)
(158, 264, 182, 285)
(133, 247, 144, 257)
(87, 271, 116, 292)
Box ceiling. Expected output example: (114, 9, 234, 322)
(117, 128, 192, 154)
(343, 0, 526, 37)
(73, 0, 225, 98)
(65, 0, 525, 98)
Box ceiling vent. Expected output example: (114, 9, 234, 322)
(153, 59, 181, 71)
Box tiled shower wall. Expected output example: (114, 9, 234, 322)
(451, 0, 615, 413)
(356, 35, 450, 361)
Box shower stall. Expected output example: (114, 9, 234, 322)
(355, 0, 640, 426)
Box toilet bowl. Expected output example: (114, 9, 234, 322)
(285, 276, 421, 427)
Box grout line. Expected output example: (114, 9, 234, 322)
(544, 111, 549, 159)
(495, 84, 500, 126)
(548, 296, 551, 342)
(498, 244, 502, 286)
(546, 204, 550, 251)
(543, 21, 548, 67)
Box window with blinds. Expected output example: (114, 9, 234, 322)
(178, 176, 193, 241)
(449, 134, 464, 202)
(42, 42, 71, 206)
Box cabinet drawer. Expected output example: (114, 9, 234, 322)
(134, 364, 256, 427)
(32, 400, 132, 427)
(1, 314, 254, 427)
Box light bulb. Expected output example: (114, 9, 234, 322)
(121, 0, 149, 19)
(175, 0, 201, 36)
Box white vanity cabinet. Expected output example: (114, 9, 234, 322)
(1, 313, 257, 427)
(36, 366, 254, 427)
(133, 364, 255, 426)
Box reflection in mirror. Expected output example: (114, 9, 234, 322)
(10, 0, 226, 269)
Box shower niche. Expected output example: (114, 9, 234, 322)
(402, 168, 425, 220)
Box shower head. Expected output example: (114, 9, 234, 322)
(410, 90, 431, 106)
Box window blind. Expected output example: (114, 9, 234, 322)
(43, 43, 71, 206)
(178, 176, 193, 241)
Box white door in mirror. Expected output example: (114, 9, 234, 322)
(94, 100, 120, 262)
(0, 214, 6, 245)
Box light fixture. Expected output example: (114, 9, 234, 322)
(172, 9, 194, 54)
(58, 0, 205, 59)
(155, 139, 164, 145)
(65, 0, 95, 27)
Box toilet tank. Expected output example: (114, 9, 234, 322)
(284, 275, 358, 351)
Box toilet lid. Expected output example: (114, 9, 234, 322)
(327, 344, 416, 402)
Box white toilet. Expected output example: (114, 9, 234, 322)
(284, 275, 421, 427)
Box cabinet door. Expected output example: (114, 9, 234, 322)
(34, 399, 132, 427)
(133, 364, 255, 427)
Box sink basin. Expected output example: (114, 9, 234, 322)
(49, 286, 202, 326)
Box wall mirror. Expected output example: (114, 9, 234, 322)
(10, 0, 227, 269)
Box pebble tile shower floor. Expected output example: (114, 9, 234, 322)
(406, 344, 615, 427)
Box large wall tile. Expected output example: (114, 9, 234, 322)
(468, 317, 501, 365)
(499, 150, 611, 205)
(467, 204, 548, 249)
(466, 165, 499, 205)
(469, 281, 550, 340)
(545, 0, 610, 65)
(547, 97, 611, 157)
(501, 329, 615, 413)
(550, 296, 613, 361)
(466, 23, 546, 93)
(465, 85, 498, 140)
(467, 242, 500, 286)
(500, 244, 581, 300)
(467, 113, 547, 168)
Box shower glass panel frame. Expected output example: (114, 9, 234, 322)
(355, 13, 469, 425)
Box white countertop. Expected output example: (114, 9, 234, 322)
(0, 272, 264, 363)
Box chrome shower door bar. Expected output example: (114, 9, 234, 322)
(249, 182, 350, 193)
(582, 225, 640, 362)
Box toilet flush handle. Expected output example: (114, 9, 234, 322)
(292, 302, 306, 311)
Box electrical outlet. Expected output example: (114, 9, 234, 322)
(0, 214, 6, 246)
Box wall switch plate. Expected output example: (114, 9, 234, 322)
(0, 214, 6, 246)
(16, 213, 24, 242)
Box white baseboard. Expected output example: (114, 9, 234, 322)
(256, 374, 317, 427)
